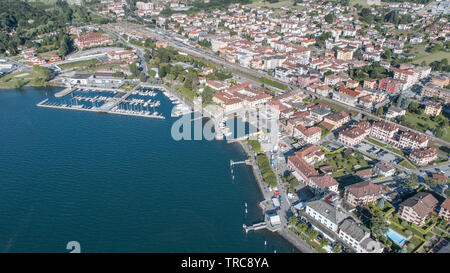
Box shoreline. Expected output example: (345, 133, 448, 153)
(234, 140, 316, 253)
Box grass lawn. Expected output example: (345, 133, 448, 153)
(118, 82, 137, 91)
(59, 59, 100, 70)
(408, 43, 450, 65)
(315, 99, 358, 116)
(399, 160, 415, 170)
(400, 111, 450, 142)
(246, 0, 294, 9)
(365, 137, 387, 147)
(0, 70, 48, 88)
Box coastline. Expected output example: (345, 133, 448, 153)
(235, 140, 316, 253)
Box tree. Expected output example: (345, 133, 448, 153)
(139, 72, 147, 82)
(319, 237, 329, 247)
(297, 223, 308, 233)
(324, 13, 335, 24)
(333, 244, 342, 253)
(129, 63, 140, 78)
(369, 209, 388, 235)
(288, 216, 298, 228)
(306, 228, 319, 240)
(403, 173, 418, 190)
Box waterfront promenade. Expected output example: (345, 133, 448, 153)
(236, 140, 315, 253)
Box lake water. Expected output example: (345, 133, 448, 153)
(0, 87, 298, 253)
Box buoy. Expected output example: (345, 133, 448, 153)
(264, 240, 267, 246)
(245, 202, 247, 208)
(245, 208, 248, 214)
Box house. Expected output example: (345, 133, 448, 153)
(344, 181, 382, 207)
(398, 192, 438, 227)
(386, 106, 406, 119)
(374, 161, 396, 177)
(439, 198, 450, 221)
(304, 199, 348, 232)
(409, 147, 438, 166)
(338, 218, 384, 253)
(363, 79, 378, 89)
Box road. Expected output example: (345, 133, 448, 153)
(102, 26, 148, 77)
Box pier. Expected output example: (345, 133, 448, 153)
(54, 87, 74, 98)
(243, 222, 267, 233)
(230, 159, 252, 166)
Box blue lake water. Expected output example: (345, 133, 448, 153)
(0, 87, 298, 253)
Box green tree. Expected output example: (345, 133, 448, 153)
(129, 63, 140, 78)
(306, 228, 319, 240)
(403, 173, 418, 190)
(319, 237, 329, 247)
(369, 209, 388, 235)
(139, 72, 147, 82)
(288, 217, 298, 228)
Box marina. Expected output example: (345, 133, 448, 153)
(37, 85, 165, 119)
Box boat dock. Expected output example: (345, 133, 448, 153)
(54, 87, 74, 98)
(37, 85, 165, 119)
(230, 159, 252, 166)
(243, 222, 267, 233)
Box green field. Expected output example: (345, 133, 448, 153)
(246, 0, 294, 9)
(401, 111, 450, 143)
(59, 59, 100, 70)
(399, 159, 415, 170)
(408, 44, 450, 65)
(0, 70, 48, 89)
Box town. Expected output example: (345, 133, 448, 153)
(0, 0, 449, 254)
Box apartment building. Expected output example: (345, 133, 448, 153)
(424, 102, 442, 116)
(74, 32, 113, 49)
(338, 218, 383, 253)
(421, 82, 450, 103)
(409, 147, 438, 166)
(293, 125, 322, 144)
(398, 131, 429, 150)
(344, 181, 382, 207)
(370, 120, 399, 142)
(323, 111, 350, 130)
(304, 199, 348, 232)
(439, 198, 450, 222)
(338, 121, 372, 146)
(398, 192, 438, 227)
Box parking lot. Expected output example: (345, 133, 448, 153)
(356, 141, 402, 164)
